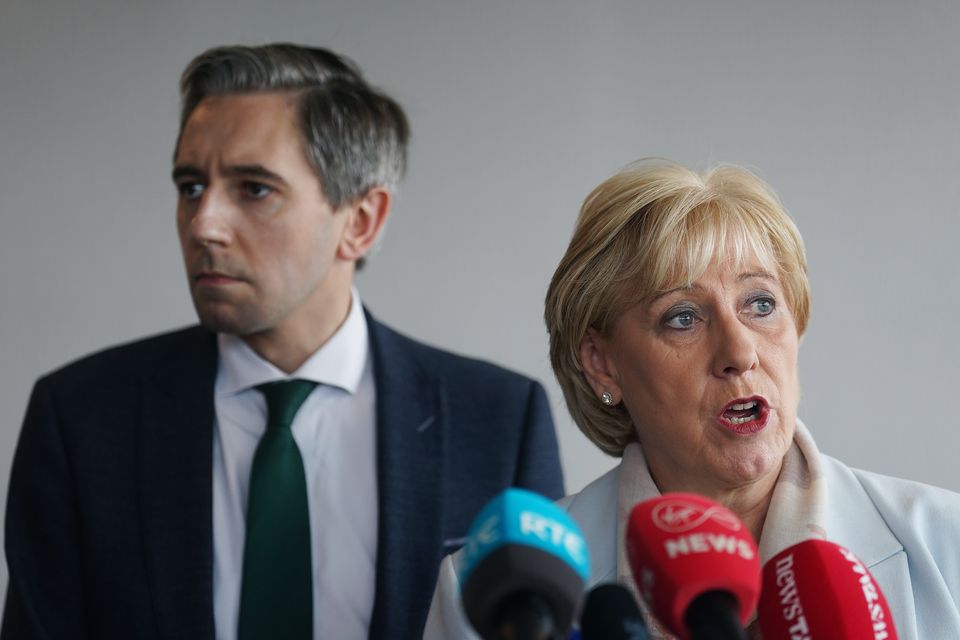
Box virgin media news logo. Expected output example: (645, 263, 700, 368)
(652, 499, 742, 533)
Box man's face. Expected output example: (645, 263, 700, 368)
(173, 92, 350, 340)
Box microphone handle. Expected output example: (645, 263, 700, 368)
(494, 590, 560, 640)
(684, 590, 747, 640)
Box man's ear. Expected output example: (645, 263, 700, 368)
(338, 186, 392, 262)
(578, 328, 622, 404)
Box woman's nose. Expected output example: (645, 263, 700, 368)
(711, 312, 759, 377)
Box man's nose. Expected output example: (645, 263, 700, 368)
(185, 187, 233, 247)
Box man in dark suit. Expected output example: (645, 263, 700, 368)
(2, 43, 563, 639)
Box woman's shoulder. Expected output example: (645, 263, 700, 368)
(821, 453, 960, 527)
(821, 454, 960, 594)
(557, 464, 623, 585)
(819, 454, 960, 637)
(558, 464, 621, 515)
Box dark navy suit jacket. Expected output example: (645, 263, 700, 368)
(2, 312, 564, 639)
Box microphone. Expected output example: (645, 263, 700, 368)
(757, 539, 898, 639)
(579, 583, 650, 640)
(459, 488, 591, 640)
(625, 493, 761, 640)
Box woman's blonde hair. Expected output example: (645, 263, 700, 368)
(544, 161, 810, 456)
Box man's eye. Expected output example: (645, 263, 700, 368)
(665, 309, 697, 330)
(242, 182, 273, 199)
(177, 182, 204, 200)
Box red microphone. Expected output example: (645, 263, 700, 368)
(626, 493, 760, 640)
(758, 539, 898, 639)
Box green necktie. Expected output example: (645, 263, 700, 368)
(238, 379, 317, 640)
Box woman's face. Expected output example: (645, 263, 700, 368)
(583, 253, 800, 494)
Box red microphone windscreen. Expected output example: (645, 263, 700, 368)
(626, 493, 761, 638)
(758, 539, 898, 639)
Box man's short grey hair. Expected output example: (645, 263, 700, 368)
(176, 43, 409, 209)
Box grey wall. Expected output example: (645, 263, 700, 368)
(2, 0, 958, 593)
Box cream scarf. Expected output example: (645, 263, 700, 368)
(613, 420, 827, 639)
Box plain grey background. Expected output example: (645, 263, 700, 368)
(2, 0, 958, 593)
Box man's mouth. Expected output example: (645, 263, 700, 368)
(195, 271, 241, 284)
(717, 397, 769, 433)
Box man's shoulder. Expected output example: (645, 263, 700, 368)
(366, 314, 538, 390)
(42, 325, 213, 388)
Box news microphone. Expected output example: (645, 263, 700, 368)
(459, 488, 591, 640)
(758, 539, 898, 639)
(580, 583, 650, 640)
(626, 493, 760, 640)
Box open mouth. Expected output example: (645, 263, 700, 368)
(717, 397, 768, 432)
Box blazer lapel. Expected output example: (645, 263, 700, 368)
(138, 328, 217, 640)
(365, 313, 447, 639)
(823, 458, 914, 639)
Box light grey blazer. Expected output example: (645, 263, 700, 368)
(424, 454, 960, 639)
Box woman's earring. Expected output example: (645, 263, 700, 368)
(600, 391, 614, 406)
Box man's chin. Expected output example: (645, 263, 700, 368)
(194, 306, 264, 336)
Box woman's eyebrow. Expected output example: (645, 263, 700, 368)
(650, 271, 776, 303)
(738, 270, 777, 283)
(649, 284, 704, 304)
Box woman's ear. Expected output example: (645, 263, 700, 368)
(338, 186, 392, 262)
(578, 328, 622, 404)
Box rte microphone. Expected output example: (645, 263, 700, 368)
(626, 493, 761, 640)
(758, 539, 898, 639)
(580, 583, 650, 640)
(459, 488, 591, 640)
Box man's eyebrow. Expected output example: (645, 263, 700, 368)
(170, 164, 287, 185)
(172, 165, 203, 183)
(222, 164, 287, 185)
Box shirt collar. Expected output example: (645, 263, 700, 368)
(216, 287, 369, 396)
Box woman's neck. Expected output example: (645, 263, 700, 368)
(722, 488, 774, 543)
(650, 465, 781, 544)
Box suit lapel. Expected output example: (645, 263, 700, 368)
(138, 328, 217, 640)
(823, 459, 914, 639)
(365, 313, 447, 639)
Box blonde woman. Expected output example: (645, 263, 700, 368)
(425, 161, 960, 639)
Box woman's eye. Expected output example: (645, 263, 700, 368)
(242, 182, 273, 199)
(665, 310, 697, 330)
(750, 297, 776, 316)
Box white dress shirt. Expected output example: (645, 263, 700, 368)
(212, 290, 378, 639)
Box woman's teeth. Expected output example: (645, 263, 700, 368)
(725, 400, 761, 424)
